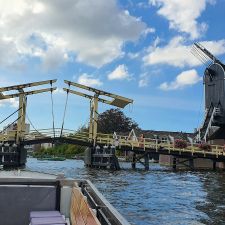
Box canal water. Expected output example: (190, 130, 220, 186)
(26, 158, 225, 225)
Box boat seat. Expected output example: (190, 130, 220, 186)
(30, 211, 67, 225)
(0, 183, 59, 225)
(30, 216, 67, 225)
(30, 211, 62, 218)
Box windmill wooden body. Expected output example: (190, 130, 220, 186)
(192, 43, 225, 141)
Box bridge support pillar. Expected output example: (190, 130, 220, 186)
(144, 153, 149, 170)
(189, 158, 194, 170)
(132, 153, 136, 169)
(213, 160, 216, 170)
(0, 143, 27, 168)
(172, 157, 177, 170)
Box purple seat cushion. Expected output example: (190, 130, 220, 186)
(31, 216, 66, 225)
(30, 211, 62, 218)
(32, 224, 64, 225)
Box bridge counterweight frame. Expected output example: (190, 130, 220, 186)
(0, 79, 57, 145)
(63, 80, 133, 146)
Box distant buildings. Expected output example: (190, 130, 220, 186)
(119, 129, 225, 145)
(3, 123, 30, 134)
(118, 129, 195, 143)
(141, 130, 194, 142)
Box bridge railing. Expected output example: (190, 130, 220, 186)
(95, 134, 225, 158)
(4, 128, 224, 158)
(0, 130, 17, 142)
(24, 128, 91, 143)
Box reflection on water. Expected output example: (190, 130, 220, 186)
(196, 172, 225, 225)
(26, 158, 225, 225)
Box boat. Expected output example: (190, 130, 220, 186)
(71, 155, 84, 160)
(0, 170, 130, 225)
(37, 156, 66, 161)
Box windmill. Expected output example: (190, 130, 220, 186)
(63, 80, 133, 145)
(192, 43, 225, 141)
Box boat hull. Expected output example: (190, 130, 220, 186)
(0, 170, 130, 225)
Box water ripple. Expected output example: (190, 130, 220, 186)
(26, 159, 225, 225)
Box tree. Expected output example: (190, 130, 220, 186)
(97, 108, 139, 134)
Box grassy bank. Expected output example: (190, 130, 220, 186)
(33, 144, 85, 159)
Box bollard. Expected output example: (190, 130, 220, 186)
(144, 153, 150, 170)
(132, 153, 136, 169)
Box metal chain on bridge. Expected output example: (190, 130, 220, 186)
(0, 115, 22, 134)
(50, 81, 56, 139)
(60, 84, 70, 137)
(0, 107, 22, 125)
(26, 113, 43, 137)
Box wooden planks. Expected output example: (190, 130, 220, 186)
(70, 187, 101, 225)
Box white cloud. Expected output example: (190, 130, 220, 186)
(149, 36, 161, 51)
(200, 40, 225, 55)
(108, 64, 130, 80)
(142, 27, 155, 36)
(0, 78, 22, 108)
(143, 36, 225, 67)
(0, 0, 147, 68)
(139, 73, 150, 87)
(149, 0, 212, 39)
(159, 69, 202, 90)
(54, 88, 64, 95)
(41, 46, 69, 71)
(0, 37, 21, 67)
(0, 98, 19, 108)
(77, 73, 103, 87)
(137, 2, 150, 9)
(127, 52, 140, 59)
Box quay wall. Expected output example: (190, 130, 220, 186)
(159, 155, 224, 170)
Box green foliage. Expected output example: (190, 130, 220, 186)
(97, 108, 139, 134)
(33, 109, 139, 158)
(33, 144, 85, 158)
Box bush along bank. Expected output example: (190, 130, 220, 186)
(33, 144, 85, 159)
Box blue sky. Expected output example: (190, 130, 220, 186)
(0, 0, 225, 133)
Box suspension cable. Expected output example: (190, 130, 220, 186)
(26, 113, 43, 136)
(60, 85, 70, 137)
(0, 107, 22, 125)
(128, 102, 133, 113)
(50, 81, 56, 139)
(0, 115, 21, 134)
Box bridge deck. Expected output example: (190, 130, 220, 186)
(1, 129, 225, 161)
